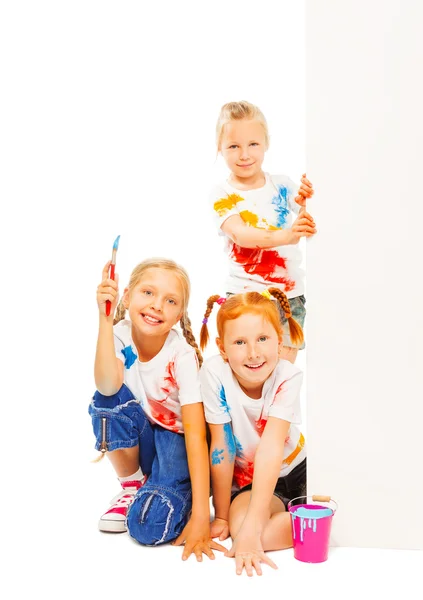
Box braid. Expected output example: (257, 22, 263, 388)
(268, 287, 304, 347)
(113, 300, 126, 325)
(200, 295, 221, 350)
(180, 313, 203, 368)
(91, 451, 106, 463)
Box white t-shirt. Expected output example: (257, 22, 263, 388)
(210, 172, 303, 298)
(200, 354, 306, 492)
(114, 320, 201, 434)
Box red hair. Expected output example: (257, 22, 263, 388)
(200, 288, 303, 351)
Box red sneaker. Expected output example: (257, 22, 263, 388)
(98, 476, 147, 533)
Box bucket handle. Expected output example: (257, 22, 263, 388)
(312, 495, 331, 502)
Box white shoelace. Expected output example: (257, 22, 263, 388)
(109, 487, 137, 508)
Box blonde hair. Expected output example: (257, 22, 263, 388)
(200, 288, 303, 351)
(216, 100, 269, 151)
(114, 258, 203, 367)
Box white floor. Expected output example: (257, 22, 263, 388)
(7, 454, 418, 600)
(6, 350, 419, 600)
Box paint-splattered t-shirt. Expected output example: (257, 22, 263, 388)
(200, 354, 306, 491)
(211, 173, 304, 298)
(113, 320, 201, 434)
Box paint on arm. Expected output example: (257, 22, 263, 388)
(211, 448, 225, 465)
(211, 422, 236, 467)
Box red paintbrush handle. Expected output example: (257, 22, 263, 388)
(105, 263, 116, 317)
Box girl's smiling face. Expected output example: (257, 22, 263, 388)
(220, 119, 267, 183)
(123, 268, 184, 338)
(217, 312, 281, 398)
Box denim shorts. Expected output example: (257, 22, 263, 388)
(226, 293, 306, 350)
(230, 458, 307, 510)
(88, 384, 192, 546)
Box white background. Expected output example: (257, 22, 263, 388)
(1, 1, 306, 473)
(1, 1, 421, 598)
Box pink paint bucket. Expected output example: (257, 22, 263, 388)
(287, 495, 338, 563)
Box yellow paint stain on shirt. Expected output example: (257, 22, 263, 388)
(283, 432, 305, 466)
(239, 210, 279, 230)
(213, 193, 243, 216)
(239, 210, 259, 227)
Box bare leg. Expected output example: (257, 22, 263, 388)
(229, 491, 263, 539)
(279, 346, 298, 364)
(229, 491, 293, 551)
(261, 510, 293, 551)
(107, 446, 140, 477)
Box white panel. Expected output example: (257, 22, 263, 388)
(306, 0, 423, 549)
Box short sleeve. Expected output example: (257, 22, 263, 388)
(209, 184, 242, 233)
(268, 370, 303, 424)
(111, 321, 139, 368)
(113, 329, 138, 369)
(174, 349, 202, 406)
(200, 361, 232, 425)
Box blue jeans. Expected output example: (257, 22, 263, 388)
(88, 384, 192, 546)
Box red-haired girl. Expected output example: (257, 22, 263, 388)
(200, 288, 306, 576)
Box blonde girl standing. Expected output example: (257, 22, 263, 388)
(210, 100, 316, 362)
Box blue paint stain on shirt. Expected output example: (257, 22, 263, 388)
(271, 185, 290, 227)
(223, 423, 236, 462)
(121, 345, 137, 369)
(234, 434, 243, 455)
(211, 448, 225, 465)
(219, 384, 230, 414)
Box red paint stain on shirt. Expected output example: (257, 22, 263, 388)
(233, 455, 255, 489)
(160, 361, 178, 396)
(230, 245, 295, 291)
(256, 407, 267, 435)
(147, 397, 179, 432)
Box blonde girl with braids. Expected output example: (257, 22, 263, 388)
(89, 257, 226, 560)
(211, 100, 317, 362)
(200, 288, 307, 577)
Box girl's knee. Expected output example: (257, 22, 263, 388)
(229, 491, 252, 538)
(92, 384, 135, 409)
(126, 487, 190, 546)
(88, 387, 140, 453)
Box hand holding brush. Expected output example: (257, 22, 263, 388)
(96, 236, 120, 318)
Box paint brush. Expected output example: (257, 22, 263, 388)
(106, 235, 120, 317)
